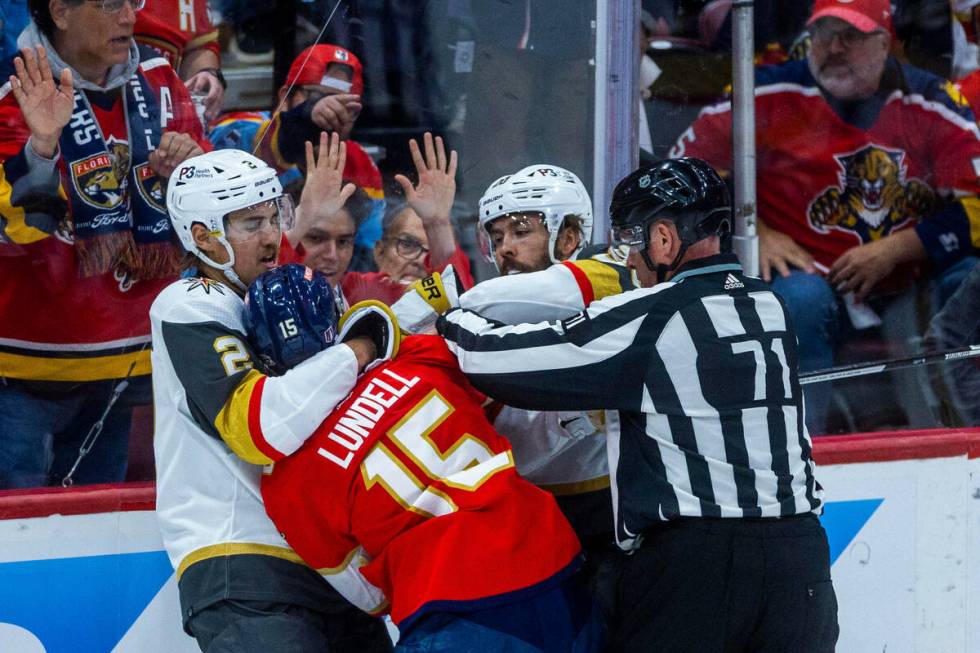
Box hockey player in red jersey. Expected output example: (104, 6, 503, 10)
(247, 264, 604, 652)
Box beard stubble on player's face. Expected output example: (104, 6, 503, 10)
(491, 218, 552, 275)
(224, 205, 283, 287)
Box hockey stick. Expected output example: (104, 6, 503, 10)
(799, 344, 980, 385)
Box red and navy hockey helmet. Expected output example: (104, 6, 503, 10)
(245, 264, 341, 375)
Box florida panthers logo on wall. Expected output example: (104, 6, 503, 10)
(70, 137, 131, 210)
(807, 145, 936, 243)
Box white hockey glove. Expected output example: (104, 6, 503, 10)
(339, 300, 402, 371)
(392, 265, 463, 334)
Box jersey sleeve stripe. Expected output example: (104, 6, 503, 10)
(214, 369, 276, 465)
(185, 31, 220, 52)
(0, 160, 50, 245)
(176, 542, 305, 579)
(316, 546, 390, 613)
(560, 260, 595, 305)
(573, 259, 626, 301)
(962, 196, 980, 248)
(248, 375, 283, 462)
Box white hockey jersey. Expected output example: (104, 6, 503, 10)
(455, 254, 634, 493)
(150, 276, 361, 578)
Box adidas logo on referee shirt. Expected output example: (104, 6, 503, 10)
(723, 273, 744, 290)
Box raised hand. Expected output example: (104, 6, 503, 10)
(299, 131, 357, 222)
(9, 46, 74, 159)
(148, 132, 205, 179)
(394, 132, 458, 224)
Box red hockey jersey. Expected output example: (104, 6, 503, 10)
(0, 54, 208, 383)
(261, 335, 582, 628)
(673, 59, 980, 271)
(134, 0, 219, 70)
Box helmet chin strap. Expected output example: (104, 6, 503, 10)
(641, 240, 690, 284)
(194, 237, 248, 293)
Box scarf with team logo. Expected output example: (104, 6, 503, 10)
(61, 70, 176, 279)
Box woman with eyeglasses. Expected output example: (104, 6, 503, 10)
(341, 133, 475, 305)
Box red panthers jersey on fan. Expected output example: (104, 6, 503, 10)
(261, 335, 582, 628)
(135, 0, 219, 70)
(673, 59, 980, 271)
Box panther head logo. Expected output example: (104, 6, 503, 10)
(843, 147, 900, 216)
(808, 145, 936, 242)
(71, 138, 131, 210)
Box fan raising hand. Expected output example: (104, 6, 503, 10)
(9, 45, 75, 159)
(394, 132, 458, 225)
(289, 132, 357, 245)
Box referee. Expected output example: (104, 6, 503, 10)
(437, 158, 839, 652)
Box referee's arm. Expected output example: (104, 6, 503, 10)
(437, 288, 661, 412)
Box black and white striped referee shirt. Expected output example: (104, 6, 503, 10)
(438, 253, 824, 550)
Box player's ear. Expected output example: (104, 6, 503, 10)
(190, 223, 216, 252)
(555, 225, 581, 261)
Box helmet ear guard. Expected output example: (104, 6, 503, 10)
(166, 149, 287, 291)
(244, 264, 341, 375)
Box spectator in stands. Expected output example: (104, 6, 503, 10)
(134, 0, 225, 123)
(294, 188, 372, 288)
(352, 133, 474, 301)
(290, 132, 472, 306)
(671, 0, 980, 433)
(0, 0, 208, 488)
(210, 44, 384, 272)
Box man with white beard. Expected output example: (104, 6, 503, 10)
(672, 0, 980, 434)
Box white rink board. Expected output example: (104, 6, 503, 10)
(0, 439, 977, 652)
(819, 455, 970, 653)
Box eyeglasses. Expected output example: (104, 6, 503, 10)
(86, 0, 145, 14)
(387, 236, 429, 260)
(809, 22, 882, 49)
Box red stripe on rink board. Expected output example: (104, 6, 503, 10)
(812, 427, 980, 465)
(2, 429, 979, 519)
(0, 481, 155, 520)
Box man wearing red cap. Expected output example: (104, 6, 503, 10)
(673, 0, 980, 435)
(211, 44, 384, 272)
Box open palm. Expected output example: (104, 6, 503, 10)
(299, 131, 356, 220)
(9, 46, 74, 147)
(395, 133, 458, 223)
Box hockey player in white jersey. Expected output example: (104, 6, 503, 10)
(395, 165, 633, 608)
(150, 143, 395, 652)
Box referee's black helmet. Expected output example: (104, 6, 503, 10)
(609, 157, 732, 248)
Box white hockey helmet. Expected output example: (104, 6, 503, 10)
(167, 149, 293, 291)
(477, 164, 593, 271)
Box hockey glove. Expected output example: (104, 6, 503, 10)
(339, 300, 402, 370)
(392, 265, 463, 334)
